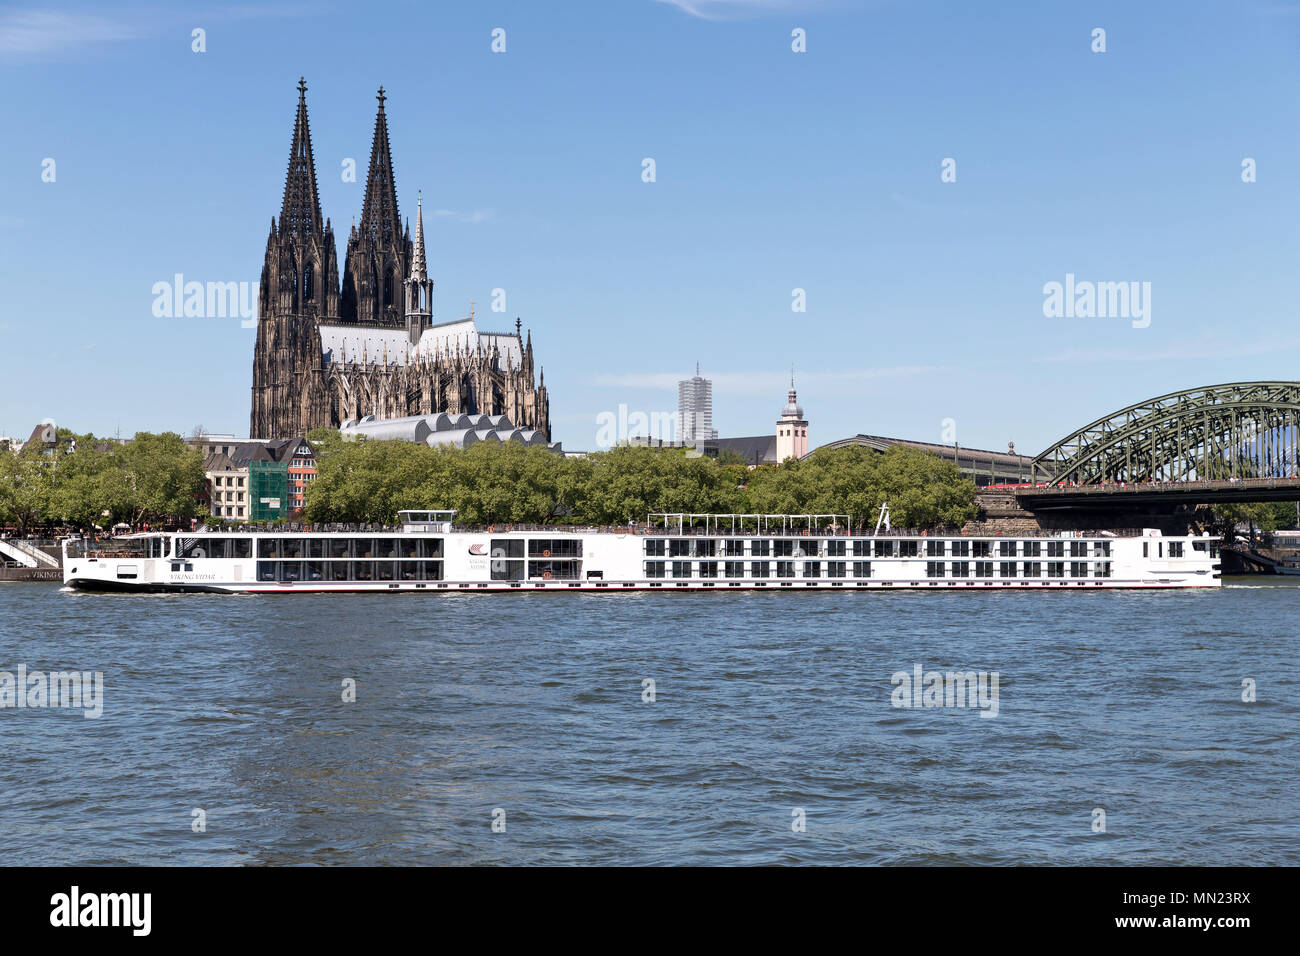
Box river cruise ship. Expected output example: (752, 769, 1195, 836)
(61, 510, 1221, 593)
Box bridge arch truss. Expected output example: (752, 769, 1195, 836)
(1032, 382, 1300, 485)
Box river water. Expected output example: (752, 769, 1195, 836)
(0, 580, 1294, 865)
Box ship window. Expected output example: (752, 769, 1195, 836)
(852, 540, 871, 557)
(803, 561, 821, 578)
(999, 562, 1017, 578)
(1095, 562, 1112, 578)
(775, 561, 794, 578)
(492, 539, 525, 559)
(257, 562, 276, 581)
(280, 539, 304, 559)
(852, 561, 871, 577)
(353, 561, 374, 581)
(330, 539, 352, 559)
(645, 561, 666, 578)
(1070, 562, 1087, 577)
(530, 539, 582, 558)
(774, 540, 794, 557)
(827, 561, 846, 578)
(926, 561, 945, 577)
(1169, 542, 1184, 558)
(975, 561, 993, 578)
(1023, 561, 1041, 578)
(528, 560, 581, 580)
(874, 540, 894, 558)
(645, 539, 666, 557)
(1095, 541, 1111, 557)
(973, 541, 992, 558)
(698, 562, 718, 578)
(750, 561, 770, 578)
(1022, 541, 1042, 558)
(304, 562, 325, 581)
(926, 540, 944, 557)
(396, 539, 419, 559)
(899, 541, 919, 558)
(826, 541, 846, 557)
(1143, 542, 1149, 558)
(951, 561, 969, 577)
(258, 539, 279, 558)
(950, 541, 970, 558)
(1047, 562, 1065, 578)
(724, 539, 744, 557)
(1047, 541, 1065, 558)
(695, 540, 717, 558)
(750, 540, 771, 557)
(374, 539, 397, 559)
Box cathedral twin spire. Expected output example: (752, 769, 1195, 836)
(279, 77, 324, 240)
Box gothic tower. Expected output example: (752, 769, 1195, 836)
(404, 192, 432, 344)
(251, 77, 341, 438)
(341, 87, 411, 326)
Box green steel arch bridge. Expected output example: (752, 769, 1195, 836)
(1020, 382, 1300, 508)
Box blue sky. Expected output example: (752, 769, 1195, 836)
(3, 0, 1300, 454)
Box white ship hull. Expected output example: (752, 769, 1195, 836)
(63, 517, 1221, 594)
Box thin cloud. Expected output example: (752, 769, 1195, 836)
(0, 10, 137, 56)
(429, 208, 494, 224)
(593, 365, 938, 395)
(1037, 335, 1300, 365)
(652, 0, 828, 21)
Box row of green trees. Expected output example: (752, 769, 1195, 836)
(0, 431, 206, 534)
(301, 429, 980, 529)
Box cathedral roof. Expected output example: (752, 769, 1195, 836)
(318, 318, 524, 369)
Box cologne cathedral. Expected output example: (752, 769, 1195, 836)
(250, 80, 550, 439)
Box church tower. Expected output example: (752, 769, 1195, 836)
(404, 192, 433, 344)
(251, 77, 341, 438)
(341, 87, 410, 326)
(775, 376, 808, 462)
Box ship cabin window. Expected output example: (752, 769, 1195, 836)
(926, 561, 945, 578)
(1022, 541, 1042, 558)
(529, 559, 581, 580)
(975, 561, 993, 578)
(177, 537, 251, 559)
(258, 558, 443, 583)
(724, 539, 745, 557)
(853, 540, 871, 557)
(645, 539, 666, 557)
(1143, 542, 1149, 558)
(750, 540, 771, 557)
(698, 561, 719, 578)
(1023, 562, 1041, 578)
(827, 561, 846, 578)
(775, 561, 795, 578)
(998, 541, 1016, 558)
(1095, 541, 1111, 557)
(669, 540, 691, 558)
(951, 561, 969, 577)
(803, 561, 821, 578)
(899, 541, 919, 558)
(1095, 562, 1112, 577)
(774, 540, 795, 558)
(852, 561, 871, 578)
(973, 541, 992, 558)
(926, 540, 944, 557)
(725, 561, 745, 578)
(999, 561, 1017, 578)
(1047, 541, 1065, 558)
(1168, 542, 1184, 558)
(826, 541, 846, 557)
(490, 539, 525, 580)
(529, 539, 582, 558)
(951, 541, 970, 558)
(671, 561, 692, 579)
(645, 561, 666, 578)
(750, 561, 770, 578)
(695, 540, 717, 558)
(874, 540, 894, 558)
(1069, 541, 1087, 557)
(1070, 562, 1088, 577)
(1047, 561, 1065, 578)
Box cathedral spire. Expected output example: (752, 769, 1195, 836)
(359, 85, 401, 247)
(280, 77, 323, 238)
(411, 190, 427, 280)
